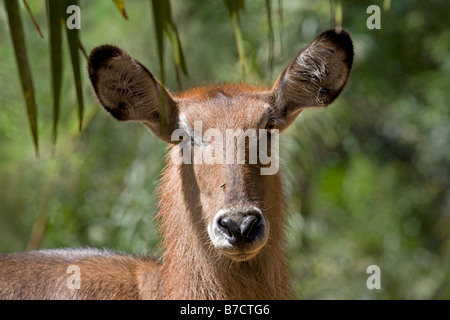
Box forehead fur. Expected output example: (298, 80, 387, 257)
(175, 84, 270, 130)
(175, 83, 266, 100)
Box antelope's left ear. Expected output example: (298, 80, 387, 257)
(270, 29, 354, 131)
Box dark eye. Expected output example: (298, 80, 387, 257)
(266, 122, 276, 133)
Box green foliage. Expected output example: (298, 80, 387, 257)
(151, 0, 188, 86)
(4, 0, 39, 155)
(0, 0, 448, 299)
(4, 0, 260, 150)
(223, 0, 246, 74)
(65, 0, 84, 132)
(47, 0, 64, 146)
(112, 0, 127, 19)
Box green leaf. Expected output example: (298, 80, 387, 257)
(333, 0, 342, 33)
(382, 0, 391, 34)
(5, 0, 39, 156)
(223, 0, 246, 75)
(65, 0, 84, 131)
(151, 0, 189, 126)
(151, 0, 166, 83)
(22, 0, 44, 38)
(112, 0, 128, 19)
(277, 0, 283, 52)
(150, 0, 166, 129)
(47, 0, 64, 146)
(164, 17, 188, 79)
(265, 0, 274, 76)
(77, 38, 88, 60)
(151, 0, 188, 83)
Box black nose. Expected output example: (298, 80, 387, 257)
(218, 211, 264, 245)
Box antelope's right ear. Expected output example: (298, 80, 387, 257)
(270, 29, 354, 131)
(88, 45, 178, 143)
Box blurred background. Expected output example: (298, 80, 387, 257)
(0, 0, 449, 299)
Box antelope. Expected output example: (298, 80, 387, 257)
(0, 29, 353, 299)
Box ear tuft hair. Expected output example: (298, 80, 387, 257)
(87, 45, 178, 143)
(270, 29, 354, 130)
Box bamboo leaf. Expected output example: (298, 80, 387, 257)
(151, 0, 167, 129)
(112, 0, 128, 19)
(334, 0, 342, 33)
(151, 0, 188, 84)
(151, 0, 189, 126)
(223, 0, 246, 75)
(47, 0, 64, 147)
(22, 0, 44, 38)
(265, 0, 274, 76)
(382, 0, 391, 30)
(78, 38, 88, 60)
(223, 0, 244, 14)
(277, 0, 283, 53)
(5, 0, 39, 156)
(65, 0, 84, 131)
(165, 19, 188, 78)
(151, 0, 165, 83)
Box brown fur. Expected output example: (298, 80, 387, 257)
(0, 30, 353, 300)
